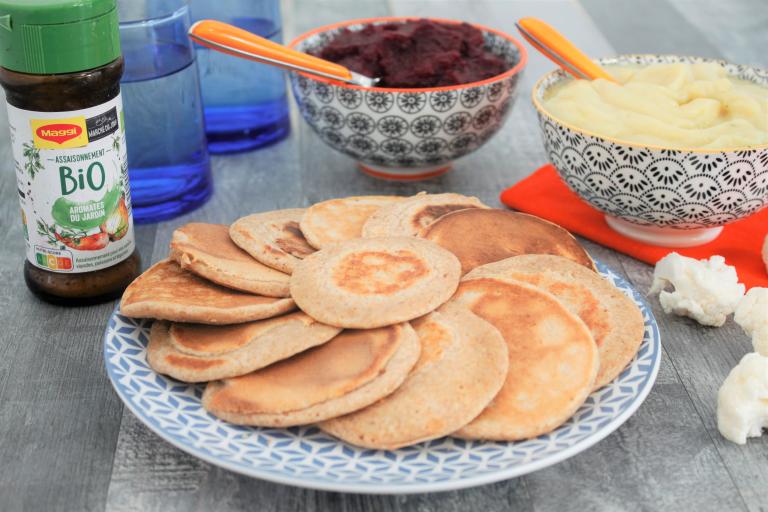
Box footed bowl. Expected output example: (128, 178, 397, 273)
(288, 17, 527, 181)
(533, 54, 768, 247)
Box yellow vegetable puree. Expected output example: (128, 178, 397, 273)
(542, 62, 768, 149)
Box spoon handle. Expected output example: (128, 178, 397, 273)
(189, 19, 358, 84)
(516, 17, 615, 82)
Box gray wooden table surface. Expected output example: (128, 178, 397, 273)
(1, 0, 766, 510)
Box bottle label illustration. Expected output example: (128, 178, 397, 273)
(7, 94, 135, 273)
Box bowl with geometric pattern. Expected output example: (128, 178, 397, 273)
(288, 17, 527, 181)
(533, 55, 768, 247)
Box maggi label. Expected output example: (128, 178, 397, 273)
(31, 117, 88, 149)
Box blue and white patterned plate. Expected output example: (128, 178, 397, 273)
(103, 260, 660, 494)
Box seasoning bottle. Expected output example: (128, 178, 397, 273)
(0, 0, 141, 305)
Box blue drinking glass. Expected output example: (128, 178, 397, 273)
(118, 0, 213, 224)
(190, 0, 290, 154)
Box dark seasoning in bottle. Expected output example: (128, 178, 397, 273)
(0, 0, 140, 305)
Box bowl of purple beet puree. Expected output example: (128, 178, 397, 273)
(288, 17, 527, 180)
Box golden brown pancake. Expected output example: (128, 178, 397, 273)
(120, 259, 295, 324)
(300, 195, 403, 249)
(321, 305, 508, 449)
(169, 223, 290, 297)
(146, 312, 341, 382)
(230, 209, 315, 274)
(448, 276, 599, 441)
(422, 209, 595, 274)
(289, 236, 461, 328)
(362, 192, 488, 237)
(466, 255, 645, 389)
(202, 323, 421, 427)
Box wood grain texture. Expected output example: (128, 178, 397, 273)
(0, 0, 764, 511)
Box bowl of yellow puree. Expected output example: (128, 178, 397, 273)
(533, 55, 768, 247)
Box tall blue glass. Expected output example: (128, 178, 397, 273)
(190, 0, 290, 154)
(118, 0, 213, 224)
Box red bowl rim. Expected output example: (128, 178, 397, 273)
(287, 16, 528, 93)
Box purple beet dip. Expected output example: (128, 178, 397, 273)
(314, 19, 509, 88)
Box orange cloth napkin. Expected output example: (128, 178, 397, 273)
(500, 164, 768, 290)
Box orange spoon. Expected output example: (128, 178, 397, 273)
(515, 17, 615, 82)
(189, 19, 380, 87)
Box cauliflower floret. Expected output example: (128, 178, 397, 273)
(717, 352, 768, 444)
(734, 287, 768, 356)
(763, 234, 768, 274)
(649, 252, 745, 327)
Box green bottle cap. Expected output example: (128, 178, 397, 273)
(0, 0, 121, 75)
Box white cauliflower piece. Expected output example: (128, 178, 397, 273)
(717, 352, 768, 444)
(734, 287, 768, 356)
(649, 252, 745, 327)
(763, 234, 768, 274)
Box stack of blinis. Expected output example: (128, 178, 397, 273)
(120, 193, 645, 450)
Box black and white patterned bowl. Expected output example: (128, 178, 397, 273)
(288, 17, 527, 180)
(533, 55, 768, 247)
